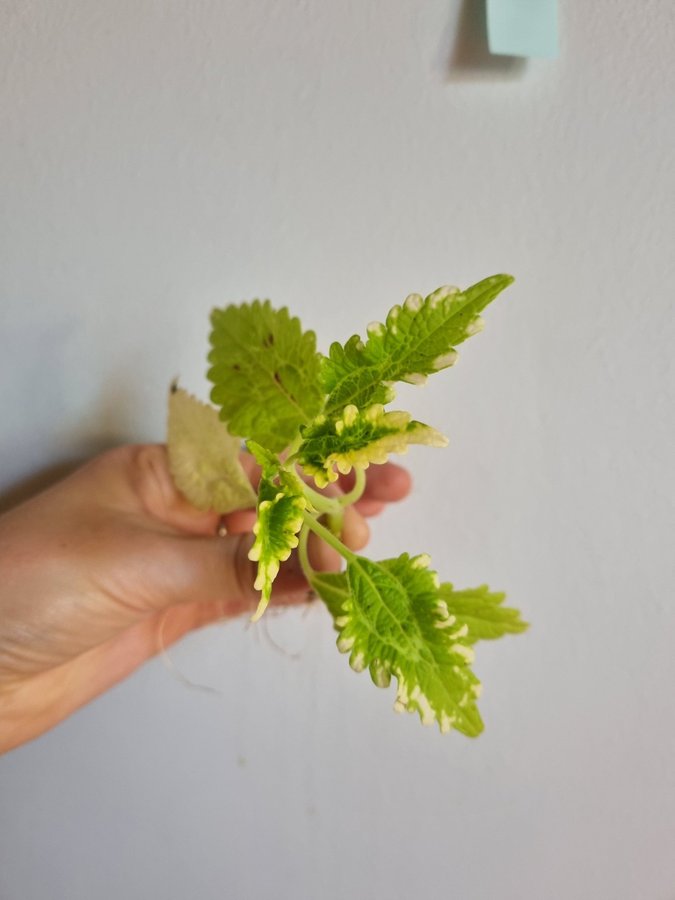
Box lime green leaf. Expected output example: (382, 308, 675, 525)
(312, 553, 486, 736)
(247, 439, 306, 501)
(166, 386, 256, 513)
(322, 274, 514, 414)
(245, 440, 281, 475)
(438, 584, 529, 643)
(248, 470, 307, 621)
(208, 300, 324, 452)
(296, 403, 447, 487)
(321, 335, 396, 412)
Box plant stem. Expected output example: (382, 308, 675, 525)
(326, 509, 344, 537)
(298, 523, 313, 582)
(301, 482, 342, 516)
(337, 467, 366, 507)
(302, 511, 357, 564)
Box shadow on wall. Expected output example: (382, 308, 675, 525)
(440, 0, 527, 81)
(0, 380, 140, 515)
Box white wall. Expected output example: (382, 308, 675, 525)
(1, 2, 674, 898)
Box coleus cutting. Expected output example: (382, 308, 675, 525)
(167, 274, 527, 736)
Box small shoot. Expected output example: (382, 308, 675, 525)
(167, 275, 527, 736)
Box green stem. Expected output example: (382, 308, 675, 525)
(302, 511, 357, 564)
(326, 509, 344, 537)
(337, 467, 367, 507)
(301, 481, 342, 516)
(297, 523, 313, 582)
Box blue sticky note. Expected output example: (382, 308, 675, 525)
(487, 0, 558, 58)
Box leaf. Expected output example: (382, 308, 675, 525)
(322, 274, 514, 414)
(320, 335, 397, 412)
(438, 584, 529, 643)
(208, 300, 324, 452)
(245, 440, 281, 475)
(248, 468, 307, 621)
(311, 553, 487, 736)
(166, 386, 256, 513)
(296, 403, 447, 487)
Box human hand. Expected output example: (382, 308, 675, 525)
(0, 444, 410, 753)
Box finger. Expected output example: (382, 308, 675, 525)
(308, 530, 341, 572)
(352, 499, 386, 518)
(340, 505, 370, 551)
(238, 451, 261, 486)
(161, 530, 316, 618)
(132, 445, 259, 538)
(131, 445, 221, 536)
(220, 509, 257, 534)
(357, 462, 412, 505)
(153, 530, 259, 617)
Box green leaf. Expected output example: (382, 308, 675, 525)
(166, 386, 256, 513)
(438, 584, 529, 643)
(245, 440, 283, 478)
(296, 403, 447, 487)
(311, 553, 487, 736)
(208, 300, 324, 452)
(322, 274, 514, 414)
(248, 468, 307, 621)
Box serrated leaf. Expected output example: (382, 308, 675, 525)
(321, 335, 396, 411)
(322, 274, 513, 414)
(208, 300, 324, 452)
(247, 439, 306, 500)
(296, 403, 447, 487)
(311, 553, 486, 736)
(438, 584, 529, 643)
(245, 440, 281, 476)
(248, 470, 307, 621)
(166, 386, 256, 513)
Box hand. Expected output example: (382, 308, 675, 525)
(0, 444, 411, 752)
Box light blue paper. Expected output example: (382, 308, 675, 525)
(487, 0, 558, 58)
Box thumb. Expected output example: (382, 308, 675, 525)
(130, 446, 311, 616)
(131, 444, 223, 536)
(159, 529, 313, 619)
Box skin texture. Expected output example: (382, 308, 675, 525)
(0, 445, 411, 754)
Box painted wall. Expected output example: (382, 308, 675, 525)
(1, 2, 673, 898)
